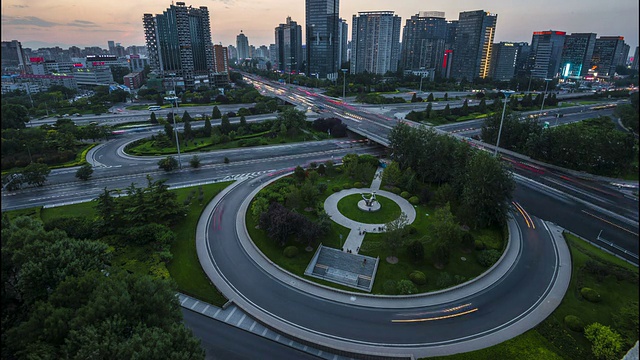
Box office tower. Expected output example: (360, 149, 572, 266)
(620, 44, 630, 67)
(212, 44, 229, 86)
(591, 36, 626, 79)
(350, 11, 401, 75)
(236, 31, 250, 60)
(400, 11, 448, 74)
(560, 33, 597, 79)
(529, 30, 566, 79)
(632, 47, 639, 71)
(227, 45, 237, 60)
(108, 41, 116, 55)
(338, 18, 349, 67)
(490, 42, 528, 81)
(451, 10, 497, 81)
(306, 0, 340, 80)
(1, 40, 30, 74)
(269, 44, 278, 67)
(143, 2, 216, 90)
(275, 16, 303, 73)
(249, 45, 256, 58)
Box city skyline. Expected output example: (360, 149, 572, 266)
(1, 0, 639, 54)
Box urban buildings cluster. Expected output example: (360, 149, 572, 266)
(2, 0, 638, 95)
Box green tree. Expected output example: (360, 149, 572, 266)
(426, 102, 432, 118)
(407, 240, 425, 263)
(427, 93, 434, 102)
(461, 99, 469, 115)
(189, 155, 201, 168)
(251, 197, 270, 224)
(182, 110, 193, 123)
(478, 98, 487, 113)
(183, 119, 193, 141)
(150, 112, 158, 124)
(211, 106, 222, 119)
(203, 117, 212, 137)
(429, 203, 461, 247)
(240, 115, 247, 127)
(384, 212, 409, 260)
(293, 165, 306, 182)
(444, 93, 448, 101)
(382, 161, 402, 186)
(21, 162, 51, 186)
(158, 156, 179, 171)
(164, 123, 174, 141)
(443, 104, 451, 117)
(276, 108, 306, 136)
(220, 114, 231, 135)
(2, 104, 30, 129)
(75, 164, 94, 181)
(584, 323, 623, 360)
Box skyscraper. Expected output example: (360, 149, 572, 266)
(451, 10, 497, 81)
(143, 2, 216, 90)
(1, 40, 30, 74)
(631, 47, 639, 71)
(529, 30, 566, 79)
(560, 33, 597, 79)
(338, 18, 349, 67)
(350, 11, 401, 75)
(490, 42, 527, 81)
(591, 36, 627, 79)
(212, 44, 229, 86)
(306, 0, 340, 80)
(275, 16, 303, 73)
(108, 41, 116, 55)
(400, 11, 448, 74)
(236, 31, 250, 60)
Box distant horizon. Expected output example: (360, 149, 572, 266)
(2, 0, 638, 53)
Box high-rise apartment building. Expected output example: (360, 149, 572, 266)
(143, 2, 216, 90)
(275, 16, 303, 73)
(490, 42, 528, 81)
(529, 30, 566, 79)
(451, 10, 497, 81)
(1, 40, 30, 74)
(306, 0, 340, 80)
(350, 11, 401, 75)
(108, 41, 116, 55)
(212, 44, 229, 86)
(236, 31, 250, 60)
(560, 33, 597, 79)
(591, 36, 626, 79)
(338, 18, 349, 67)
(631, 47, 639, 71)
(400, 11, 448, 74)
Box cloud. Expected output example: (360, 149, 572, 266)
(208, 0, 236, 5)
(10, 4, 29, 8)
(1, 15, 58, 27)
(67, 20, 98, 27)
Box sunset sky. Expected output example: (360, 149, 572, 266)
(2, 0, 638, 54)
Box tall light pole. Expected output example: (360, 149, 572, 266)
(341, 69, 348, 102)
(494, 90, 515, 157)
(168, 74, 182, 169)
(538, 78, 552, 119)
(419, 70, 426, 93)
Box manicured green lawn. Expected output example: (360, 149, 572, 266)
(336, 194, 401, 224)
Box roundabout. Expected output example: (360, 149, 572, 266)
(329, 189, 415, 229)
(196, 172, 572, 359)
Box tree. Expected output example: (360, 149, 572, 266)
(407, 240, 425, 263)
(293, 165, 306, 182)
(478, 98, 487, 113)
(443, 104, 451, 117)
(220, 114, 231, 134)
(411, 93, 418, 103)
(158, 156, 179, 171)
(75, 164, 94, 181)
(425, 102, 432, 119)
(427, 93, 434, 102)
(461, 99, 469, 116)
(189, 155, 201, 168)
(182, 110, 193, 123)
(382, 161, 402, 186)
(444, 93, 448, 101)
(276, 108, 306, 136)
(183, 119, 193, 141)
(250, 197, 270, 224)
(584, 323, 623, 360)
(211, 106, 221, 119)
(203, 117, 212, 137)
(2, 104, 30, 129)
(164, 123, 174, 141)
(384, 212, 409, 260)
(22, 162, 51, 186)
(240, 115, 247, 127)
(150, 112, 158, 124)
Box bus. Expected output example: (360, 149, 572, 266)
(148, 106, 161, 111)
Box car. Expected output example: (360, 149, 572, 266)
(74, 113, 82, 117)
(63, 114, 70, 117)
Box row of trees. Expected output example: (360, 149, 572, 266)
(389, 124, 514, 229)
(482, 113, 636, 177)
(614, 91, 639, 134)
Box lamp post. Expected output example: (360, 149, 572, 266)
(538, 78, 552, 119)
(341, 69, 348, 102)
(168, 74, 182, 169)
(494, 90, 515, 157)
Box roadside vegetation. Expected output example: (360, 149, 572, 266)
(428, 233, 639, 360)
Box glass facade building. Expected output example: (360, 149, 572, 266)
(306, 0, 340, 80)
(451, 10, 497, 81)
(350, 11, 401, 75)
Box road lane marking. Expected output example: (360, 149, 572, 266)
(581, 210, 639, 236)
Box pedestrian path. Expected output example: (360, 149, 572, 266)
(178, 293, 356, 360)
(370, 167, 384, 190)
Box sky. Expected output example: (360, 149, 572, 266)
(2, 0, 639, 54)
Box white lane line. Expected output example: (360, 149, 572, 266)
(236, 314, 247, 327)
(224, 307, 237, 322)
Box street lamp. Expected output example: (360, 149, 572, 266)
(341, 69, 348, 102)
(538, 78, 552, 119)
(494, 90, 515, 157)
(419, 70, 426, 93)
(167, 74, 182, 169)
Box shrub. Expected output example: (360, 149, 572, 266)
(391, 186, 401, 194)
(409, 271, 427, 285)
(564, 315, 585, 332)
(283, 246, 299, 258)
(383, 280, 397, 295)
(406, 225, 418, 235)
(580, 287, 602, 303)
(317, 183, 328, 194)
(343, 184, 352, 189)
(223, 157, 230, 164)
(332, 186, 341, 192)
(408, 196, 419, 205)
(453, 275, 466, 285)
(477, 249, 501, 267)
(396, 279, 418, 295)
(407, 240, 424, 263)
(400, 191, 410, 198)
(475, 240, 486, 250)
(353, 182, 363, 188)
(436, 272, 453, 288)
(461, 232, 475, 251)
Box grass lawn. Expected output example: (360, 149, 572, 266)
(427, 232, 639, 360)
(337, 194, 400, 224)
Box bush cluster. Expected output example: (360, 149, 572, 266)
(564, 315, 585, 332)
(283, 246, 299, 258)
(409, 271, 427, 285)
(477, 249, 501, 267)
(580, 287, 602, 303)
